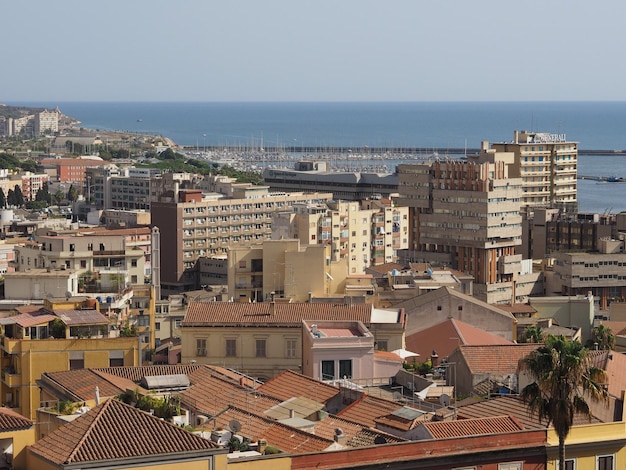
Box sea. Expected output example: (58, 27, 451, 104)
(10, 101, 626, 213)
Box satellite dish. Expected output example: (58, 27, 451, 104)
(65, 291, 72, 300)
(228, 420, 242, 433)
(440, 394, 451, 407)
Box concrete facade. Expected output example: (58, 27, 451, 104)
(492, 130, 578, 214)
(151, 185, 333, 295)
(397, 145, 525, 304)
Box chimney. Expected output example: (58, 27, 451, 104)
(431, 350, 439, 367)
(95, 386, 100, 406)
(257, 439, 267, 454)
(334, 428, 346, 445)
(289, 408, 295, 418)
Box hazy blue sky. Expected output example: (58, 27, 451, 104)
(4, 1, 624, 102)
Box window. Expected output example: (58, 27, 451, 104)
(155, 322, 160, 331)
(131, 259, 138, 267)
(226, 339, 237, 357)
(109, 351, 124, 367)
(174, 319, 182, 329)
(255, 339, 266, 357)
(498, 463, 522, 470)
(285, 339, 297, 358)
(321, 360, 334, 380)
(376, 340, 388, 351)
(339, 359, 352, 379)
(196, 339, 207, 356)
(70, 351, 84, 370)
(558, 459, 575, 470)
(597, 455, 614, 470)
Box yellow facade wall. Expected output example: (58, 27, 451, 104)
(546, 421, 626, 470)
(1, 427, 35, 470)
(4, 336, 141, 419)
(227, 454, 291, 470)
(27, 454, 219, 470)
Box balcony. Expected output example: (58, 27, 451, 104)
(1, 336, 20, 354)
(1, 368, 21, 388)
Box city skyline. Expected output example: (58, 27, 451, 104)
(4, 1, 626, 103)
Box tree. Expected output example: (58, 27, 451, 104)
(6, 189, 14, 207)
(13, 185, 23, 206)
(520, 335, 608, 470)
(525, 325, 544, 343)
(588, 324, 615, 351)
(67, 184, 78, 202)
(0, 188, 5, 209)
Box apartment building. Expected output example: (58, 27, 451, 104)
(521, 207, 620, 259)
(40, 157, 104, 184)
(33, 109, 59, 135)
(491, 130, 578, 214)
(13, 226, 151, 292)
(272, 198, 409, 273)
(227, 239, 344, 302)
(397, 145, 525, 304)
(19, 172, 49, 201)
(0, 297, 143, 419)
(151, 184, 333, 295)
(552, 237, 626, 310)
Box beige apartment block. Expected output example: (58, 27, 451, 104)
(552, 237, 626, 310)
(491, 130, 578, 213)
(227, 239, 346, 302)
(13, 226, 151, 294)
(397, 145, 524, 304)
(272, 198, 409, 274)
(151, 186, 333, 295)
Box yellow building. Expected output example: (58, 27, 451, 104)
(228, 239, 348, 302)
(181, 301, 405, 381)
(546, 420, 626, 470)
(0, 297, 148, 420)
(0, 407, 35, 470)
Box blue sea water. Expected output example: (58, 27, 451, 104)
(8, 101, 626, 213)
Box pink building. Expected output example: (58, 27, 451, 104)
(302, 320, 402, 385)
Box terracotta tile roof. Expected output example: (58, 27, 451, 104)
(457, 344, 539, 375)
(366, 262, 406, 275)
(0, 407, 32, 431)
(183, 301, 374, 326)
(348, 427, 407, 447)
(456, 394, 602, 429)
(257, 370, 341, 403)
(601, 321, 626, 336)
(0, 311, 57, 328)
(180, 371, 280, 417)
(374, 407, 432, 431)
(406, 318, 512, 361)
(208, 406, 335, 454)
(29, 399, 221, 465)
(589, 349, 626, 399)
(375, 350, 404, 362)
(94, 364, 203, 383)
(417, 415, 524, 439)
(336, 395, 404, 428)
(41, 369, 130, 402)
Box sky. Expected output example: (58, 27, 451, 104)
(3, 1, 625, 102)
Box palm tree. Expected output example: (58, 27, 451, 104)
(525, 325, 543, 343)
(520, 335, 608, 470)
(590, 324, 615, 351)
